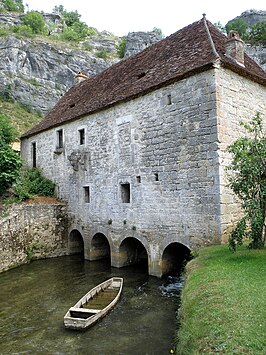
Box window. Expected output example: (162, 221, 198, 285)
(79, 128, 85, 145)
(32, 142, 36, 168)
(136, 176, 141, 183)
(84, 186, 90, 203)
(56, 129, 63, 148)
(154, 173, 159, 181)
(120, 183, 130, 203)
(167, 94, 172, 105)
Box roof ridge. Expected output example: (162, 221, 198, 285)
(202, 14, 219, 59)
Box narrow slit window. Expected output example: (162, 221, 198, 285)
(121, 183, 130, 203)
(167, 94, 172, 105)
(84, 186, 90, 203)
(154, 173, 159, 181)
(57, 129, 63, 148)
(32, 142, 36, 168)
(136, 176, 141, 183)
(79, 128, 85, 145)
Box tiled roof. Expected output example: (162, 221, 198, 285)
(22, 18, 266, 138)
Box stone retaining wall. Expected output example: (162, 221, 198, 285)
(0, 203, 69, 272)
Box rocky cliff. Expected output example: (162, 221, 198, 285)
(0, 10, 265, 115)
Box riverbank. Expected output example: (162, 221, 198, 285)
(176, 244, 266, 354)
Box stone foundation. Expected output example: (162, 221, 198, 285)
(0, 203, 69, 273)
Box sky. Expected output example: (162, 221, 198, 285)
(24, 1, 265, 37)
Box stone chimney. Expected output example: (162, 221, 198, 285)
(225, 31, 245, 67)
(74, 71, 89, 84)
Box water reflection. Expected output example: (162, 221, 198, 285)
(0, 256, 182, 355)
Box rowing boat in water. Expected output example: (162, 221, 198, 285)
(64, 277, 123, 330)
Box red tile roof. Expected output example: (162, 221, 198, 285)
(22, 18, 266, 138)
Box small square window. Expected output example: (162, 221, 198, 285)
(136, 176, 141, 183)
(121, 183, 130, 203)
(79, 128, 85, 145)
(57, 129, 63, 148)
(84, 186, 90, 203)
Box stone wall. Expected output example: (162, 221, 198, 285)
(0, 203, 69, 272)
(21, 69, 221, 253)
(216, 67, 266, 241)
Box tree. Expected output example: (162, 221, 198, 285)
(0, 0, 24, 12)
(248, 22, 266, 46)
(227, 113, 266, 251)
(225, 18, 249, 40)
(0, 114, 22, 195)
(21, 11, 46, 34)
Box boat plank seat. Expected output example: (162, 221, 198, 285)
(70, 307, 101, 314)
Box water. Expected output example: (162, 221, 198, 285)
(0, 255, 183, 355)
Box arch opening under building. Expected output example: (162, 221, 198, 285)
(162, 242, 191, 277)
(69, 229, 84, 256)
(90, 233, 111, 261)
(119, 237, 148, 272)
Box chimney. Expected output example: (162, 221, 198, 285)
(74, 71, 89, 84)
(225, 31, 245, 67)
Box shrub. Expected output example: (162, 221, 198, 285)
(14, 168, 56, 201)
(117, 37, 126, 58)
(12, 24, 34, 37)
(0, 0, 24, 12)
(96, 49, 108, 59)
(0, 114, 21, 195)
(21, 11, 46, 34)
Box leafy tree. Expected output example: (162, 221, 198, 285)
(0, 0, 24, 12)
(225, 18, 249, 40)
(248, 21, 266, 46)
(227, 113, 266, 251)
(0, 114, 22, 195)
(21, 11, 46, 34)
(214, 21, 226, 34)
(117, 37, 126, 58)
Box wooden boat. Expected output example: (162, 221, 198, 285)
(64, 277, 123, 330)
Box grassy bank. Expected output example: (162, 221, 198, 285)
(176, 244, 266, 354)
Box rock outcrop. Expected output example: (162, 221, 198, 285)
(124, 30, 163, 58)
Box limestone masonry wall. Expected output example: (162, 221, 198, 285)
(0, 203, 69, 272)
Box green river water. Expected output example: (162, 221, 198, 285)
(0, 255, 183, 355)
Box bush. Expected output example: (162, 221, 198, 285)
(12, 24, 34, 37)
(0, 0, 24, 12)
(96, 49, 109, 59)
(117, 37, 126, 58)
(14, 168, 56, 201)
(21, 11, 46, 34)
(0, 114, 21, 195)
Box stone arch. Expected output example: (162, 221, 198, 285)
(90, 233, 111, 261)
(119, 237, 148, 271)
(69, 229, 84, 256)
(161, 242, 191, 276)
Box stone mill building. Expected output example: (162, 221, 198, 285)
(21, 16, 266, 277)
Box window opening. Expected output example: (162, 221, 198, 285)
(84, 186, 90, 203)
(69, 103, 76, 108)
(121, 183, 130, 203)
(79, 128, 85, 145)
(136, 176, 141, 183)
(154, 173, 159, 181)
(32, 142, 36, 168)
(137, 72, 146, 79)
(57, 129, 63, 148)
(167, 94, 172, 105)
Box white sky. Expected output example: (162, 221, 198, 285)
(24, 1, 265, 36)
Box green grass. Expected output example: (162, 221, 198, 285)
(176, 244, 266, 354)
(0, 99, 43, 136)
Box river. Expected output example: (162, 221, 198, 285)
(0, 255, 183, 355)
